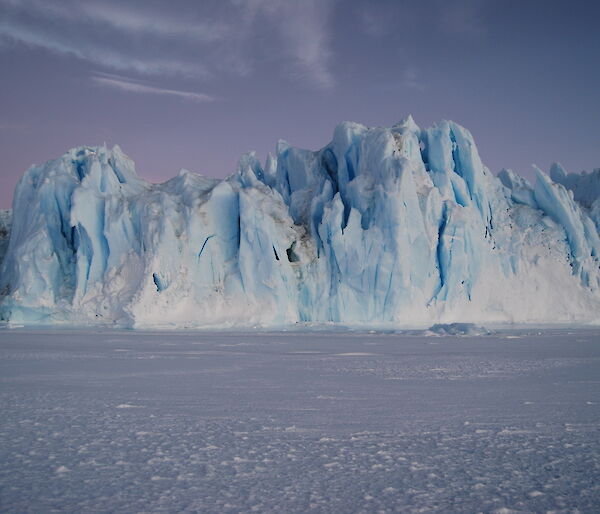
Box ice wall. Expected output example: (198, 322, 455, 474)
(0, 209, 11, 271)
(0, 118, 598, 327)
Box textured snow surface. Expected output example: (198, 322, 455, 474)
(1, 329, 599, 512)
(0, 117, 599, 327)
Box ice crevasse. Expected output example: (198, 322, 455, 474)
(0, 116, 599, 327)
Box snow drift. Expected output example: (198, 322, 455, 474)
(0, 117, 599, 327)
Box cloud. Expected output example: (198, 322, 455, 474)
(78, 2, 229, 42)
(0, 0, 338, 90)
(402, 68, 425, 91)
(0, 0, 211, 77)
(92, 73, 215, 103)
(281, 1, 336, 90)
(0, 20, 205, 77)
(359, 9, 388, 38)
(249, 0, 336, 90)
(438, 0, 487, 38)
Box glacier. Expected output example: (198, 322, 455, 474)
(0, 209, 11, 271)
(0, 116, 599, 328)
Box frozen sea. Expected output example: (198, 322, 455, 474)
(1, 327, 599, 513)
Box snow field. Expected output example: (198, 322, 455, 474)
(1, 328, 599, 512)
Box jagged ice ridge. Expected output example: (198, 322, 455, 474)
(0, 116, 599, 327)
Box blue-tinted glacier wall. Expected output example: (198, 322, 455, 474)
(0, 118, 598, 327)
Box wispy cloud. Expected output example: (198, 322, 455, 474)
(92, 73, 215, 103)
(402, 68, 425, 91)
(0, 0, 211, 77)
(78, 2, 229, 42)
(250, 0, 336, 90)
(438, 0, 487, 38)
(359, 9, 388, 38)
(0, 20, 205, 77)
(0, 0, 338, 90)
(282, 1, 336, 90)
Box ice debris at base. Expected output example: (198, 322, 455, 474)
(0, 117, 599, 327)
(425, 323, 492, 337)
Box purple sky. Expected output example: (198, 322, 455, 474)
(1, 0, 599, 209)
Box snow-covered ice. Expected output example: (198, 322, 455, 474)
(1, 117, 599, 327)
(1, 328, 599, 512)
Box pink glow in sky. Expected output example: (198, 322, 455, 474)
(1, 0, 599, 208)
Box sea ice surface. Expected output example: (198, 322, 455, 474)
(1, 328, 599, 512)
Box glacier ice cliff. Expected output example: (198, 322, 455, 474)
(0, 117, 599, 327)
(0, 209, 11, 270)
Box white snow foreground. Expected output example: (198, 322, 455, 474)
(0, 117, 599, 328)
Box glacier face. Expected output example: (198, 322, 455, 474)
(0, 209, 11, 271)
(0, 117, 599, 327)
